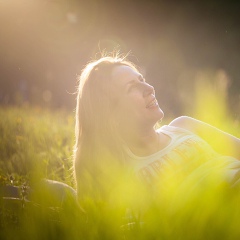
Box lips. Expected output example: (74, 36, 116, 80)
(146, 98, 158, 108)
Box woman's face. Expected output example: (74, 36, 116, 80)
(111, 65, 164, 129)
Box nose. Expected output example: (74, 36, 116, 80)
(143, 82, 155, 97)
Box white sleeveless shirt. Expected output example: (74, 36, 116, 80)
(126, 125, 240, 185)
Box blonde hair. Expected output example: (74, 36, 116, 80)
(74, 54, 139, 200)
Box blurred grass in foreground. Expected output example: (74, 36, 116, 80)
(0, 80, 240, 240)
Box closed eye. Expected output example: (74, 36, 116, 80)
(127, 82, 138, 93)
(126, 75, 145, 93)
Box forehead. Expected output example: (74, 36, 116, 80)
(111, 65, 140, 87)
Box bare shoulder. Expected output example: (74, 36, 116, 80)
(169, 116, 192, 127)
(169, 116, 200, 133)
(169, 116, 240, 158)
(169, 115, 240, 142)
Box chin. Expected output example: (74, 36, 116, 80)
(151, 108, 164, 124)
(157, 107, 164, 120)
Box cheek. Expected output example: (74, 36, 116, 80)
(118, 102, 133, 116)
(114, 92, 144, 117)
(121, 96, 143, 113)
(115, 100, 138, 121)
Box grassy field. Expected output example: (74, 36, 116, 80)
(0, 106, 75, 186)
(1, 106, 240, 240)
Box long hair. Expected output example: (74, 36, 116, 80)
(74, 54, 139, 201)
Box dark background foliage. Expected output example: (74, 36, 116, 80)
(0, 0, 240, 117)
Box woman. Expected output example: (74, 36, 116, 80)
(74, 54, 240, 204)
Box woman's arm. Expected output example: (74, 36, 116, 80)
(169, 116, 240, 159)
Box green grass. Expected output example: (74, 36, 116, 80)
(1, 106, 240, 240)
(0, 106, 75, 186)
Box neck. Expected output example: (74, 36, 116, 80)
(120, 125, 160, 157)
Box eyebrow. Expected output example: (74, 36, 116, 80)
(138, 75, 145, 81)
(126, 75, 144, 85)
(125, 75, 145, 91)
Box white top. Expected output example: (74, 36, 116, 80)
(126, 125, 240, 185)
